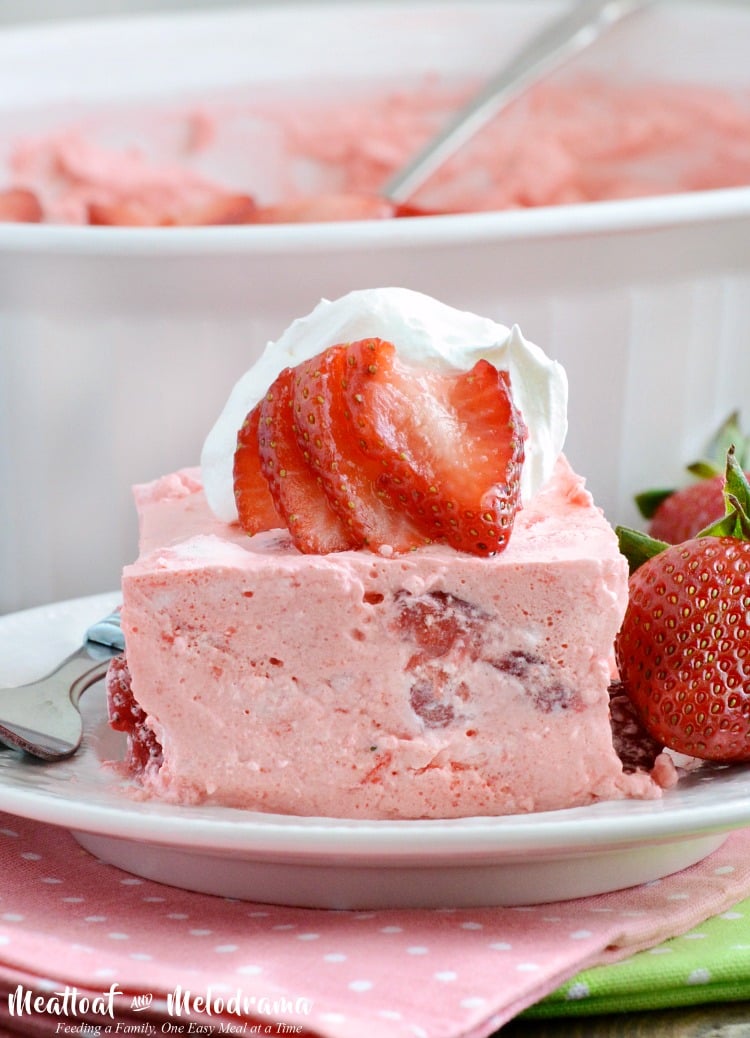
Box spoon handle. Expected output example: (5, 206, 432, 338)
(382, 0, 652, 204)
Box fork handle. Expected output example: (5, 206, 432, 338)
(67, 652, 116, 708)
(0, 645, 114, 759)
(25, 644, 115, 706)
(0, 610, 125, 761)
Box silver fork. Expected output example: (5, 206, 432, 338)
(0, 610, 124, 761)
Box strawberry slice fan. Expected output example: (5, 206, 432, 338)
(234, 337, 528, 558)
(616, 446, 750, 763)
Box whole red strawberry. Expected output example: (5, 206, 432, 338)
(616, 448, 750, 761)
(636, 412, 750, 544)
(646, 474, 725, 544)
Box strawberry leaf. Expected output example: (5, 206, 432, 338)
(634, 487, 675, 520)
(634, 411, 750, 520)
(705, 410, 750, 470)
(699, 446, 750, 540)
(686, 459, 723, 480)
(616, 525, 670, 575)
(724, 445, 750, 511)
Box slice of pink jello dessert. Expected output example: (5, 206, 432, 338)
(107, 289, 672, 818)
(107, 457, 665, 817)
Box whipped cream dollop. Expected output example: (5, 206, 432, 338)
(201, 287, 568, 522)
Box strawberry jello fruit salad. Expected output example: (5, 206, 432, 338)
(107, 287, 680, 818)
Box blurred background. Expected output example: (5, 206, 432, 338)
(3, 0, 750, 618)
(0, 0, 401, 19)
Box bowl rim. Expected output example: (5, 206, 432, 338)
(1, 186, 750, 256)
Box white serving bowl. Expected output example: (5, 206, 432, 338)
(2, 1, 750, 613)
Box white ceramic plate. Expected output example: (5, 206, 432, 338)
(2, 593, 750, 909)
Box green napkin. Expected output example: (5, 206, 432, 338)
(524, 894, 750, 1018)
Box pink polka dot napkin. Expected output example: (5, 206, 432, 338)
(1, 812, 750, 1038)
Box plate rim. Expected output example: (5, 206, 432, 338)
(2, 592, 750, 865)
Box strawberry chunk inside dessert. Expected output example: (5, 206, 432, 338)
(394, 589, 581, 725)
(106, 655, 163, 773)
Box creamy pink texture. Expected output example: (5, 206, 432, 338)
(4, 75, 750, 224)
(8, 130, 228, 224)
(114, 457, 664, 818)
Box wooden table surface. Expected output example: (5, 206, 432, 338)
(497, 1001, 750, 1035)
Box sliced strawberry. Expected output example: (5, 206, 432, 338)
(233, 338, 526, 557)
(233, 405, 283, 535)
(89, 192, 257, 228)
(258, 366, 356, 554)
(169, 192, 257, 226)
(0, 187, 43, 223)
(255, 193, 395, 224)
(291, 344, 426, 552)
(394, 201, 451, 218)
(343, 339, 527, 555)
(88, 200, 163, 226)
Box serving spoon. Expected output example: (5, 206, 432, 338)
(0, 611, 124, 761)
(382, 0, 653, 205)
